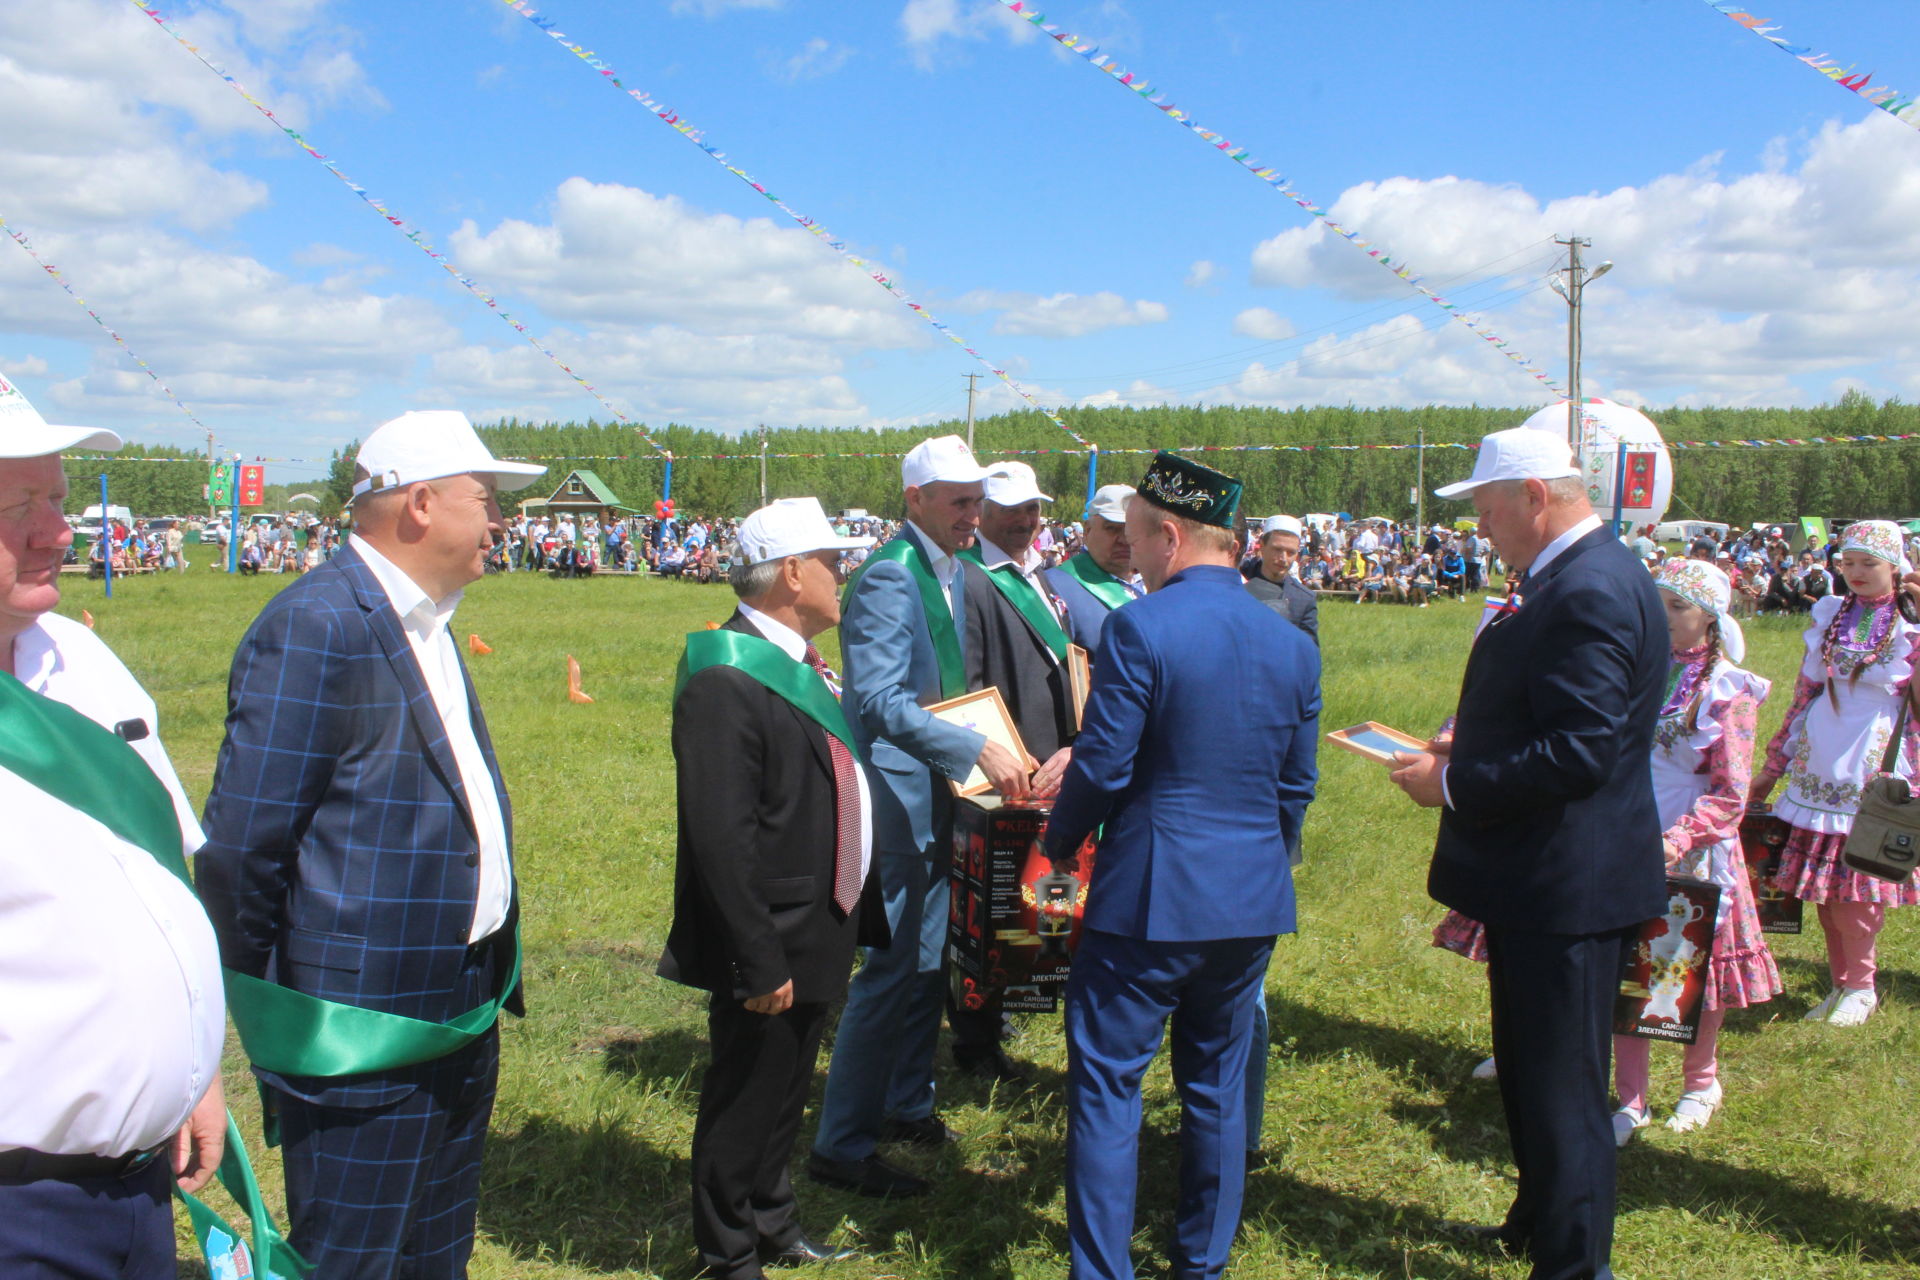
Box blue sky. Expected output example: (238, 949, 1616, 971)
(4, 0, 1919, 479)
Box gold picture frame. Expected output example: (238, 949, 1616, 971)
(1066, 643, 1091, 731)
(927, 686, 1031, 797)
(1325, 720, 1427, 764)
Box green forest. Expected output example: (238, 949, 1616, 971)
(64, 392, 1920, 528)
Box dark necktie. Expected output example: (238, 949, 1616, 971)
(803, 643, 863, 916)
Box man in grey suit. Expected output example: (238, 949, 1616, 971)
(1243, 514, 1319, 648)
(809, 435, 1031, 1197)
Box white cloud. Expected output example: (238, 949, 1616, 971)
(770, 37, 853, 83)
(1232, 307, 1295, 341)
(1185, 259, 1218, 289)
(956, 289, 1169, 338)
(899, 0, 1033, 68)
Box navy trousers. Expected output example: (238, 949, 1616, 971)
(1484, 924, 1636, 1280)
(1064, 929, 1274, 1280)
(691, 996, 830, 1280)
(0, 1159, 175, 1279)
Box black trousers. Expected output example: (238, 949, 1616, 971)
(692, 996, 830, 1280)
(1484, 924, 1635, 1280)
(0, 1159, 175, 1279)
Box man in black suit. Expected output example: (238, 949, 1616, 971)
(662, 497, 889, 1280)
(1390, 427, 1666, 1280)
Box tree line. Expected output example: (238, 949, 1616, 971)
(64, 392, 1920, 528)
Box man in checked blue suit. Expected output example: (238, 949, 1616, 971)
(198, 411, 544, 1278)
(807, 435, 1033, 1198)
(1043, 453, 1319, 1280)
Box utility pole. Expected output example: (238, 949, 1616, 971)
(206, 427, 218, 518)
(964, 372, 980, 451)
(758, 424, 769, 507)
(1551, 235, 1611, 461)
(1415, 425, 1425, 532)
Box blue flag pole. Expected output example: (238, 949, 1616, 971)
(99, 473, 112, 599)
(228, 461, 242, 574)
(1084, 445, 1099, 518)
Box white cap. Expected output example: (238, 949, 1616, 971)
(983, 460, 1051, 506)
(1262, 514, 1303, 539)
(0, 369, 122, 457)
(1434, 426, 1580, 500)
(351, 410, 546, 501)
(901, 434, 990, 490)
(738, 497, 873, 564)
(1088, 483, 1135, 523)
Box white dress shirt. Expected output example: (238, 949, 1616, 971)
(0, 616, 224, 1156)
(904, 520, 959, 614)
(351, 535, 514, 942)
(736, 603, 873, 883)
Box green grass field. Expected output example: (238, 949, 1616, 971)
(60, 568, 1919, 1280)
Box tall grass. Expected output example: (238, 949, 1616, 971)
(62, 569, 1917, 1279)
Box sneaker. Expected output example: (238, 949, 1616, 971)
(1470, 1056, 1498, 1081)
(1611, 1105, 1650, 1148)
(1828, 987, 1879, 1027)
(1803, 988, 1842, 1021)
(1665, 1081, 1723, 1134)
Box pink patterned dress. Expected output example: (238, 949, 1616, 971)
(1435, 646, 1781, 1010)
(1761, 593, 1920, 907)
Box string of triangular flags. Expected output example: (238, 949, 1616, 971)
(1703, 3, 1920, 132)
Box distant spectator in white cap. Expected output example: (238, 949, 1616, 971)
(197, 409, 545, 1275)
(1242, 514, 1318, 647)
(0, 369, 233, 1278)
(1044, 482, 1140, 660)
(661, 495, 886, 1278)
(811, 435, 1029, 1200)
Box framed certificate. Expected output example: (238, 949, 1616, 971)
(1325, 720, 1427, 763)
(927, 686, 1031, 797)
(1066, 643, 1091, 731)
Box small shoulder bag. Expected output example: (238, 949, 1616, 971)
(1842, 698, 1920, 883)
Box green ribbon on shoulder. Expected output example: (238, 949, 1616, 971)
(844, 535, 966, 698)
(1052, 550, 1136, 614)
(676, 628, 861, 761)
(0, 673, 311, 1279)
(961, 547, 1071, 662)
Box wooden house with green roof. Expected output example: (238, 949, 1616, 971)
(529, 469, 636, 525)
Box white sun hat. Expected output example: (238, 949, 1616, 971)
(1263, 514, 1304, 538)
(0, 369, 122, 457)
(738, 496, 874, 564)
(1434, 426, 1580, 499)
(351, 410, 546, 501)
(901, 434, 991, 490)
(984, 460, 1052, 506)
(1087, 483, 1135, 522)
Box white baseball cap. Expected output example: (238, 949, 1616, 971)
(0, 369, 122, 457)
(351, 410, 546, 501)
(1087, 483, 1135, 523)
(983, 460, 1051, 506)
(738, 497, 873, 564)
(901, 434, 990, 490)
(1263, 514, 1304, 539)
(1433, 426, 1580, 500)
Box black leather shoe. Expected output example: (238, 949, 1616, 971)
(1441, 1221, 1528, 1259)
(760, 1232, 859, 1266)
(805, 1152, 930, 1198)
(881, 1114, 960, 1146)
(953, 1046, 1028, 1084)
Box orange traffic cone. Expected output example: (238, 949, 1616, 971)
(566, 654, 594, 703)
(81, 609, 95, 629)
(468, 634, 493, 655)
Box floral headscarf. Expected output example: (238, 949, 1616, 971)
(1838, 519, 1912, 574)
(1652, 558, 1745, 662)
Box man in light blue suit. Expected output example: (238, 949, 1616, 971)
(808, 435, 1032, 1198)
(1044, 453, 1319, 1280)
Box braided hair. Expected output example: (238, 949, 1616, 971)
(1683, 621, 1723, 736)
(1819, 594, 1901, 710)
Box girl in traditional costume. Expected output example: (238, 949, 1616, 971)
(1750, 520, 1920, 1028)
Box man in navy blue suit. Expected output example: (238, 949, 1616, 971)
(1044, 453, 1319, 1280)
(1391, 426, 1666, 1280)
(198, 411, 545, 1279)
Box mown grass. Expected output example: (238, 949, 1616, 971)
(60, 569, 1919, 1279)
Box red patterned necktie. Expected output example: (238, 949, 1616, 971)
(803, 643, 863, 916)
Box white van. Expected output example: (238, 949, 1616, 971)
(1652, 519, 1728, 546)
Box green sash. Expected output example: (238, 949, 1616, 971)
(960, 547, 1071, 662)
(676, 628, 861, 761)
(0, 673, 310, 1278)
(844, 535, 965, 698)
(1053, 551, 1136, 613)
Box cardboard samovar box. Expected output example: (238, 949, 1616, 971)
(946, 795, 1097, 1014)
